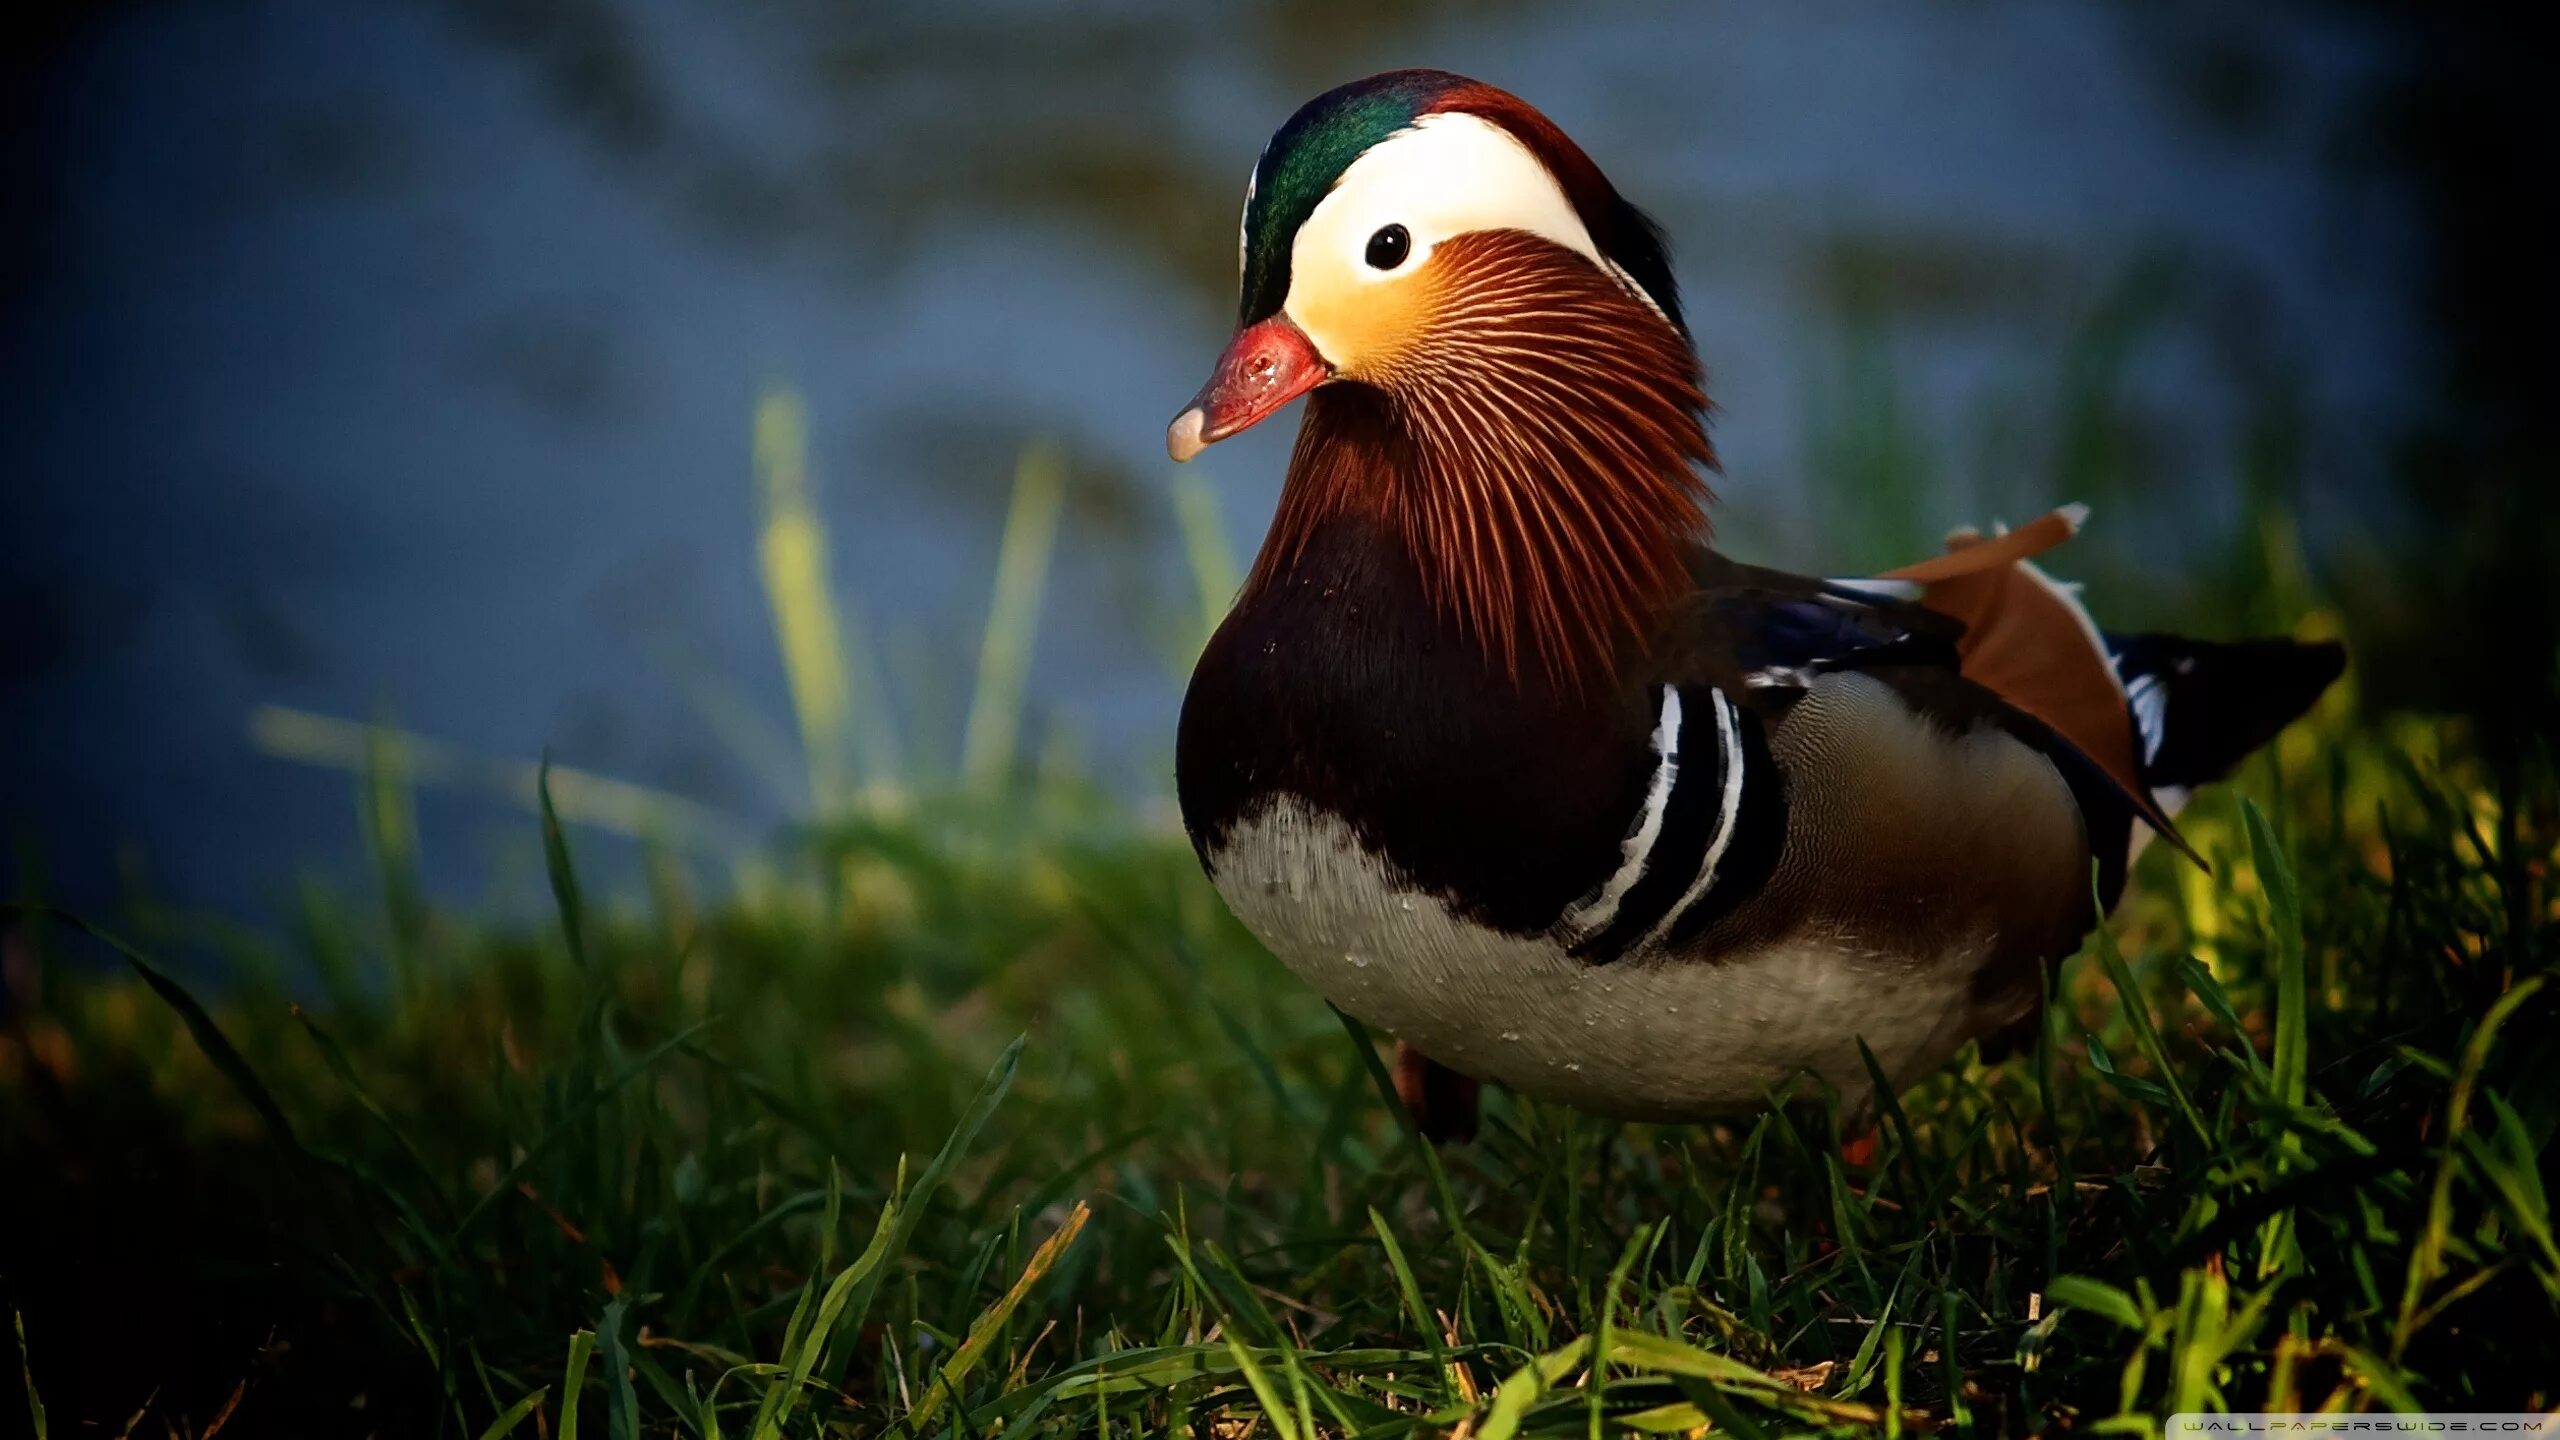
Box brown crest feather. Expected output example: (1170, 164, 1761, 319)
(1247, 232, 1714, 687)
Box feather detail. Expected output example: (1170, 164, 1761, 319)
(1881, 509, 2201, 867)
(1421, 79, 1688, 332)
(1877, 504, 2086, 584)
(1249, 231, 1712, 688)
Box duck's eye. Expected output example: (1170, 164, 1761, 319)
(1364, 224, 1411, 271)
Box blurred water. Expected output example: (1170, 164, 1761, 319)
(1, 0, 2418, 916)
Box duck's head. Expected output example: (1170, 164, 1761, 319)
(1168, 69, 1715, 685)
(1167, 69, 1694, 461)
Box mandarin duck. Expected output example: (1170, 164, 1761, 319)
(1167, 70, 2344, 1140)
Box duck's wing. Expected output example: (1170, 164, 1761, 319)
(1718, 507, 2194, 861)
(1556, 508, 2192, 966)
(1680, 506, 2192, 853)
(1873, 506, 2166, 846)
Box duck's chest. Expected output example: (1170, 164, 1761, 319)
(1176, 518, 1651, 936)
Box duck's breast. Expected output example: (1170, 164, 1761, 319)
(1208, 794, 2009, 1120)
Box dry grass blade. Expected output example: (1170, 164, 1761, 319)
(906, 1201, 1091, 1433)
(199, 1378, 248, 1438)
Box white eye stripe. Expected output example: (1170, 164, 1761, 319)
(1293, 112, 1603, 291)
(1276, 111, 1670, 362)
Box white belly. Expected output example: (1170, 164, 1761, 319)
(1210, 798, 2010, 1120)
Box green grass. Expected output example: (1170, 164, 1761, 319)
(4, 707, 2554, 1435)
(3, 392, 2554, 1434)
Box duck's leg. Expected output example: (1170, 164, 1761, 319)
(1838, 1126, 1880, 1169)
(1392, 1042, 1480, 1143)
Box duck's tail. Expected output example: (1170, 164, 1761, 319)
(2106, 632, 2349, 816)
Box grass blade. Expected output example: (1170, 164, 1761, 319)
(755, 383, 899, 809)
(2242, 800, 2308, 1110)
(2044, 1276, 2144, 1333)
(599, 1297, 640, 1440)
(2393, 974, 2547, 1358)
(835, 1035, 1027, 1354)
(250, 705, 741, 847)
(539, 757, 588, 973)
(13, 1308, 42, 1440)
(908, 1201, 1090, 1433)
(1476, 1336, 1585, 1440)
(1221, 1335, 1303, 1440)
(2087, 903, 2209, 1144)
(450, 1020, 718, 1240)
(560, 1331, 595, 1440)
(2243, 798, 2311, 1279)
(474, 1387, 546, 1440)
(1171, 468, 1241, 661)
(292, 1008, 453, 1221)
(1368, 1206, 1456, 1404)
(24, 908, 302, 1160)
(961, 442, 1067, 791)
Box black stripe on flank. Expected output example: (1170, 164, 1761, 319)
(1570, 685, 1730, 965)
(1659, 701, 1787, 952)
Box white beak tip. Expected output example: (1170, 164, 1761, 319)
(1166, 407, 1208, 464)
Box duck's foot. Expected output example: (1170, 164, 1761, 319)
(1838, 1124, 1880, 1170)
(1392, 1042, 1480, 1144)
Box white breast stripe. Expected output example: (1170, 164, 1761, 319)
(1643, 688, 1746, 951)
(1565, 686, 1682, 936)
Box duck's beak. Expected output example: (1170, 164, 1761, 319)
(1166, 317, 1328, 463)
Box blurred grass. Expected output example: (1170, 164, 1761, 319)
(961, 443, 1070, 795)
(3, 387, 2555, 1436)
(758, 384, 902, 812)
(1171, 467, 1244, 667)
(249, 705, 744, 850)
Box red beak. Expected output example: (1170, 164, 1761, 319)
(1166, 317, 1328, 463)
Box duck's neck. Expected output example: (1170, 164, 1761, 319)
(1242, 235, 1716, 688)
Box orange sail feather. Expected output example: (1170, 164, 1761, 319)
(1881, 506, 2199, 866)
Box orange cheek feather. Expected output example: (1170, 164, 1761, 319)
(1293, 264, 1443, 381)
